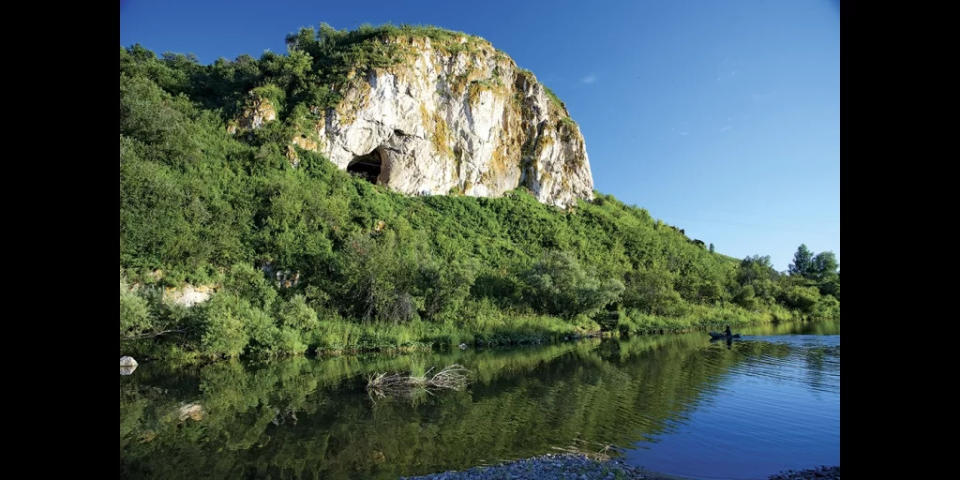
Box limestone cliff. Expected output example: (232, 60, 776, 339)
(240, 32, 594, 208)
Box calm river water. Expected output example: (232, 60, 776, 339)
(120, 320, 839, 479)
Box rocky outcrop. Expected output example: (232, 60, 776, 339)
(177, 403, 204, 422)
(320, 36, 592, 208)
(287, 134, 320, 166)
(241, 33, 594, 208)
(235, 92, 276, 131)
(163, 284, 215, 307)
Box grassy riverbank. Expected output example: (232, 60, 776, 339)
(122, 267, 824, 363)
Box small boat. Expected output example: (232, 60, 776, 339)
(708, 331, 741, 340)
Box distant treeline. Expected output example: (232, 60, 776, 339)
(119, 26, 839, 361)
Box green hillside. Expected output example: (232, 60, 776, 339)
(119, 24, 839, 361)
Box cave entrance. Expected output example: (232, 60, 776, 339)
(347, 149, 383, 184)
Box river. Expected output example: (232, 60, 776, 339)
(119, 319, 839, 479)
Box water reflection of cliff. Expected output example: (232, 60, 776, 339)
(120, 326, 830, 479)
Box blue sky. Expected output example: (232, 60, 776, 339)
(120, 0, 839, 271)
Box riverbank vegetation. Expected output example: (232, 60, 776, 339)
(119, 25, 839, 361)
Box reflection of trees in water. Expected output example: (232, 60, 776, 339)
(802, 345, 840, 393)
(739, 318, 840, 336)
(120, 333, 813, 479)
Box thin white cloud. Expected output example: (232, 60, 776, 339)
(679, 131, 689, 136)
(720, 125, 733, 132)
(581, 74, 597, 84)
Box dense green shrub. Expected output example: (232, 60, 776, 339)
(197, 293, 256, 358)
(733, 284, 758, 310)
(276, 295, 320, 331)
(622, 266, 685, 316)
(223, 263, 277, 310)
(525, 251, 624, 319)
(782, 285, 821, 313)
(812, 294, 840, 320)
(120, 283, 152, 338)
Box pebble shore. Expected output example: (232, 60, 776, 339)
(401, 453, 679, 480)
(768, 465, 840, 480)
(401, 453, 840, 480)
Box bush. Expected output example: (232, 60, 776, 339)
(276, 294, 320, 331)
(197, 293, 256, 358)
(120, 287, 152, 338)
(812, 294, 840, 320)
(782, 285, 821, 313)
(733, 285, 757, 310)
(571, 314, 601, 334)
(622, 267, 686, 316)
(223, 263, 277, 310)
(525, 250, 623, 318)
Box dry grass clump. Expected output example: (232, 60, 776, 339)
(367, 364, 469, 399)
(551, 439, 618, 461)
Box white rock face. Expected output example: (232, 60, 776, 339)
(178, 403, 204, 422)
(164, 284, 214, 307)
(309, 36, 594, 208)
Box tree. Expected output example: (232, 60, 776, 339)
(738, 255, 776, 285)
(788, 244, 816, 278)
(789, 244, 838, 285)
(709, 243, 715, 253)
(812, 251, 839, 282)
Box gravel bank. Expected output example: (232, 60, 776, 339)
(401, 453, 840, 480)
(768, 465, 840, 480)
(400, 453, 676, 480)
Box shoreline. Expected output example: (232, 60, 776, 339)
(123, 317, 836, 365)
(399, 453, 840, 480)
(399, 453, 681, 480)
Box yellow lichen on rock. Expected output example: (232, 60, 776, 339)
(432, 111, 452, 157)
(287, 134, 320, 166)
(335, 75, 372, 126)
(236, 94, 277, 130)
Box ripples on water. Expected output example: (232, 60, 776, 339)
(120, 320, 839, 480)
(625, 331, 839, 480)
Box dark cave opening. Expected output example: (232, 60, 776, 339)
(347, 149, 383, 184)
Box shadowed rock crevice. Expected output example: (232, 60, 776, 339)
(347, 148, 385, 184)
